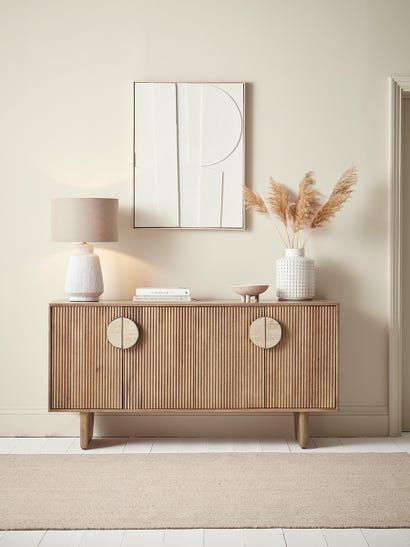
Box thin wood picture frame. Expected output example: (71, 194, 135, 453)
(132, 81, 246, 230)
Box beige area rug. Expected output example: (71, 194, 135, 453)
(0, 453, 409, 529)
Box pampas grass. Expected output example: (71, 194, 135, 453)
(267, 178, 291, 225)
(243, 186, 269, 217)
(309, 167, 357, 229)
(294, 172, 321, 231)
(244, 166, 357, 248)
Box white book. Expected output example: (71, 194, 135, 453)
(133, 295, 192, 302)
(135, 287, 190, 296)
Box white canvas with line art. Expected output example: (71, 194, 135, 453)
(133, 82, 245, 229)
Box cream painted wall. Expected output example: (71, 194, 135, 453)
(1, 0, 407, 437)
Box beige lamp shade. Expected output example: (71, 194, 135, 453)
(52, 198, 118, 242)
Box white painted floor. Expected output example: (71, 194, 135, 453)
(0, 434, 409, 547)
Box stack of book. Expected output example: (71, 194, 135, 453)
(133, 288, 191, 302)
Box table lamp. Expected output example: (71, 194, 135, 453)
(52, 198, 118, 301)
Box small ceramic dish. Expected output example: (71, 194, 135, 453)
(232, 284, 269, 302)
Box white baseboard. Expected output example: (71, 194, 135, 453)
(0, 406, 389, 437)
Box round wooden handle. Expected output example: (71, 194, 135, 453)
(107, 318, 139, 349)
(249, 317, 282, 349)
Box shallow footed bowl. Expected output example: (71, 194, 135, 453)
(232, 284, 269, 298)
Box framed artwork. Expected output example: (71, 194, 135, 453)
(133, 82, 245, 229)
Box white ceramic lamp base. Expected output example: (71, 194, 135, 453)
(65, 243, 104, 302)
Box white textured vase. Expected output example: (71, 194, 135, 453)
(276, 248, 315, 301)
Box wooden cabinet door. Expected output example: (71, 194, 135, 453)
(193, 305, 266, 409)
(50, 305, 123, 410)
(264, 304, 339, 409)
(123, 305, 266, 410)
(123, 306, 197, 409)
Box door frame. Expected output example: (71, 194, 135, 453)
(389, 76, 410, 435)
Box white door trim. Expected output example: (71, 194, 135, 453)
(389, 76, 410, 435)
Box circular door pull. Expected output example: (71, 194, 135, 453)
(249, 317, 282, 349)
(107, 318, 139, 349)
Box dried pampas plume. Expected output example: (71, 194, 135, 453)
(294, 171, 321, 231)
(267, 178, 291, 225)
(243, 186, 269, 216)
(243, 166, 357, 248)
(309, 167, 357, 229)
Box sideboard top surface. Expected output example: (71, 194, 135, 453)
(50, 299, 339, 307)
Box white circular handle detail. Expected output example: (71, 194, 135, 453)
(249, 317, 282, 349)
(107, 318, 139, 349)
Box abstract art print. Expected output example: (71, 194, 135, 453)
(133, 82, 245, 229)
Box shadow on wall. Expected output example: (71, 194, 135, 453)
(244, 82, 255, 230)
(311, 174, 389, 407)
(316, 259, 388, 407)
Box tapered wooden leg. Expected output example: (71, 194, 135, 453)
(294, 412, 299, 441)
(294, 412, 309, 448)
(80, 412, 94, 450)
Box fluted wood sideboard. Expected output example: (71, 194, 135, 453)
(49, 300, 339, 449)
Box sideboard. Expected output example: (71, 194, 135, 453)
(49, 300, 339, 449)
